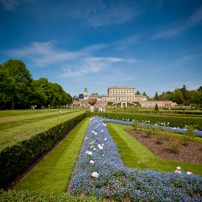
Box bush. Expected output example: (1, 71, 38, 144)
(154, 104, 159, 112)
(0, 113, 86, 189)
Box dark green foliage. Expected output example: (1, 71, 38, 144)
(0, 113, 86, 189)
(154, 103, 159, 111)
(86, 112, 202, 130)
(0, 59, 72, 109)
(154, 92, 159, 100)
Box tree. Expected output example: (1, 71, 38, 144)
(170, 92, 176, 102)
(0, 67, 15, 109)
(135, 90, 140, 95)
(154, 103, 159, 111)
(30, 79, 48, 107)
(154, 92, 159, 100)
(2, 59, 33, 109)
(180, 85, 187, 96)
(174, 89, 184, 104)
(197, 86, 202, 92)
(79, 94, 84, 99)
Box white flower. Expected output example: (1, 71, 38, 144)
(175, 170, 181, 174)
(104, 138, 107, 141)
(93, 148, 96, 151)
(102, 144, 104, 146)
(86, 151, 92, 155)
(187, 171, 192, 175)
(98, 146, 103, 150)
(90, 160, 94, 164)
(101, 130, 103, 132)
(138, 162, 140, 164)
(92, 171, 99, 178)
(176, 166, 181, 170)
(102, 154, 105, 156)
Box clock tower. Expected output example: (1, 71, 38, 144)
(84, 88, 88, 100)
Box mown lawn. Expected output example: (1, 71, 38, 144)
(0, 108, 87, 151)
(15, 117, 90, 194)
(107, 123, 202, 176)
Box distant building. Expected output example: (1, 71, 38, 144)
(100, 86, 147, 102)
(72, 86, 177, 108)
(140, 100, 177, 108)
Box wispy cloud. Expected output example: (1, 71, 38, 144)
(60, 56, 136, 78)
(0, 0, 19, 11)
(70, 0, 139, 27)
(114, 33, 144, 49)
(5, 41, 108, 67)
(5, 41, 83, 67)
(153, 6, 202, 39)
(4, 41, 137, 78)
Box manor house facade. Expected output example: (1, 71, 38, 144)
(72, 87, 177, 108)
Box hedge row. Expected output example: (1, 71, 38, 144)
(0, 190, 105, 202)
(86, 112, 202, 130)
(0, 113, 86, 189)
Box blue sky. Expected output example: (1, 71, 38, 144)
(0, 0, 202, 98)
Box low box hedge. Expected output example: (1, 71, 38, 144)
(86, 112, 202, 130)
(0, 113, 86, 189)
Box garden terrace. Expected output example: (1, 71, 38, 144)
(67, 117, 202, 201)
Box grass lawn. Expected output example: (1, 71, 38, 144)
(15, 117, 90, 194)
(0, 108, 87, 151)
(107, 123, 202, 176)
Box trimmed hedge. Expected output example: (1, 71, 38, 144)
(86, 112, 202, 130)
(0, 190, 105, 202)
(0, 113, 86, 189)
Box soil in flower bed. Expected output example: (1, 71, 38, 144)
(125, 129, 202, 164)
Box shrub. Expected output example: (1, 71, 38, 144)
(154, 104, 159, 112)
(155, 134, 164, 144)
(165, 139, 180, 153)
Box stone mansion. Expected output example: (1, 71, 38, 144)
(73, 86, 177, 108)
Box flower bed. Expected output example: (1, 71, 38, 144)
(103, 118, 202, 137)
(68, 117, 202, 201)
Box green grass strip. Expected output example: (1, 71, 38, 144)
(0, 109, 86, 151)
(15, 117, 90, 194)
(107, 123, 202, 176)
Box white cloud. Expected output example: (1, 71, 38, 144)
(153, 6, 202, 39)
(5, 41, 105, 67)
(60, 57, 136, 78)
(5, 40, 137, 78)
(0, 0, 19, 11)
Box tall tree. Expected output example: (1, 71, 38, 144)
(0, 67, 15, 108)
(135, 90, 140, 95)
(2, 59, 33, 109)
(180, 85, 187, 96)
(154, 92, 159, 100)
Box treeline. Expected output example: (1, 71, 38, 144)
(0, 59, 72, 109)
(155, 85, 202, 107)
(136, 85, 202, 108)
